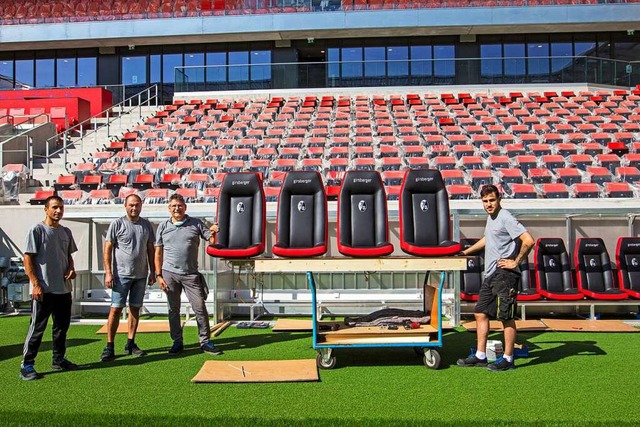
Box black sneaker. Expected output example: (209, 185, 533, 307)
(201, 342, 223, 355)
(487, 357, 515, 372)
(456, 355, 488, 367)
(167, 342, 184, 355)
(51, 359, 78, 371)
(19, 365, 41, 381)
(124, 343, 147, 357)
(101, 346, 115, 362)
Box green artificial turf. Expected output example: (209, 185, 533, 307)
(1, 314, 639, 427)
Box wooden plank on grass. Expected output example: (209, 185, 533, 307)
(191, 359, 319, 383)
(253, 257, 466, 273)
(96, 321, 181, 334)
(462, 320, 548, 332)
(541, 318, 639, 332)
(212, 321, 232, 337)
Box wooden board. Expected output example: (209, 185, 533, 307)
(253, 257, 466, 273)
(191, 359, 319, 383)
(273, 318, 313, 331)
(541, 318, 640, 333)
(320, 325, 436, 339)
(462, 320, 549, 332)
(96, 320, 181, 334)
(321, 335, 434, 345)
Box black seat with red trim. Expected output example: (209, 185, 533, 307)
(460, 238, 483, 301)
(399, 168, 460, 256)
(206, 172, 265, 259)
(516, 252, 540, 301)
(534, 238, 584, 300)
(337, 170, 394, 257)
(272, 171, 328, 258)
(574, 237, 627, 300)
(616, 237, 640, 299)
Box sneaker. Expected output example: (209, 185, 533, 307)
(51, 359, 78, 371)
(19, 365, 41, 381)
(124, 343, 147, 357)
(487, 357, 515, 372)
(201, 342, 223, 355)
(167, 342, 184, 355)
(456, 355, 488, 367)
(101, 346, 115, 362)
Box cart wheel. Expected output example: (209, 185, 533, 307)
(423, 349, 441, 370)
(316, 352, 337, 369)
(413, 346, 424, 356)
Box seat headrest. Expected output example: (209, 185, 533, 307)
(618, 237, 640, 254)
(340, 170, 384, 195)
(577, 238, 606, 255)
(282, 171, 324, 194)
(220, 172, 262, 196)
(402, 168, 445, 193)
(538, 238, 567, 255)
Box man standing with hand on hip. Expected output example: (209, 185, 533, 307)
(20, 195, 78, 380)
(155, 194, 222, 356)
(457, 185, 534, 371)
(101, 194, 155, 362)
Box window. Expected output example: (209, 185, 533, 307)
(35, 58, 55, 88)
(163, 53, 183, 84)
(150, 54, 161, 83)
(250, 50, 270, 81)
(0, 59, 14, 89)
(480, 44, 502, 80)
(229, 51, 249, 82)
(551, 42, 573, 78)
(527, 42, 549, 78)
(364, 47, 385, 77)
(433, 45, 454, 79)
(206, 52, 226, 83)
(15, 59, 34, 87)
(122, 56, 147, 85)
(504, 43, 525, 80)
(411, 45, 432, 76)
(341, 47, 362, 78)
(387, 46, 408, 77)
(77, 57, 96, 86)
(57, 58, 76, 87)
(184, 52, 204, 83)
(327, 48, 339, 79)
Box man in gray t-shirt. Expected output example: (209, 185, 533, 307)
(155, 194, 222, 356)
(457, 185, 534, 372)
(20, 196, 78, 381)
(101, 194, 155, 362)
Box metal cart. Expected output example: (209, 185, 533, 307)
(309, 270, 446, 370)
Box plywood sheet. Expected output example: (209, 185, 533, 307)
(96, 320, 181, 334)
(462, 320, 548, 332)
(272, 318, 313, 331)
(541, 318, 639, 332)
(191, 359, 319, 383)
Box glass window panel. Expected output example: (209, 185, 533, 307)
(527, 42, 549, 77)
(410, 45, 432, 76)
(480, 44, 502, 78)
(121, 56, 147, 85)
(0, 59, 14, 89)
(575, 41, 596, 57)
(77, 57, 96, 86)
(504, 44, 525, 77)
(35, 58, 55, 88)
(150, 54, 161, 83)
(387, 46, 408, 77)
(250, 50, 271, 81)
(328, 48, 339, 78)
(341, 47, 362, 78)
(162, 53, 182, 84)
(433, 45, 454, 78)
(551, 42, 573, 74)
(229, 51, 249, 82)
(184, 53, 204, 84)
(15, 60, 34, 87)
(364, 47, 385, 77)
(56, 58, 76, 87)
(206, 52, 226, 83)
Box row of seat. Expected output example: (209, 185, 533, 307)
(461, 237, 640, 301)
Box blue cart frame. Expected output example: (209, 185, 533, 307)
(308, 270, 446, 370)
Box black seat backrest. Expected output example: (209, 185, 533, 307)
(535, 238, 573, 293)
(460, 238, 483, 295)
(617, 237, 640, 292)
(216, 172, 265, 249)
(338, 170, 390, 250)
(575, 238, 614, 293)
(275, 171, 327, 252)
(400, 168, 451, 248)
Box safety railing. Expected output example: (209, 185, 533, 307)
(0, 113, 55, 172)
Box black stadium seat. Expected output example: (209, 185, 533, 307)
(460, 238, 482, 301)
(399, 169, 460, 256)
(337, 170, 394, 257)
(616, 237, 640, 299)
(206, 172, 266, 259)
(534, 238, 584, 300)
(272, 171, 328, 258)
(574, 238, 628, 300)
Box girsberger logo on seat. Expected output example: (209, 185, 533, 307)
(293, 179, 312, 185)
(353, 178, 372, 184)
(232, 180, 250, 185)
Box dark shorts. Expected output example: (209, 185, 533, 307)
(474, 268, 520, 321)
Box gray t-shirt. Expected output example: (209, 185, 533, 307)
(155, 215, 210, 275)
(483, 208, 527, 278)
(106, 216, 155, 279)
(24, 223, 78, 294)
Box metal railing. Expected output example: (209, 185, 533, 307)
(37, 85, 159, 175)
(175, 56, 639, 93)
(0, 113, 54, 172)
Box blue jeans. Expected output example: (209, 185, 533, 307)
(111, 277, 147, 308)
